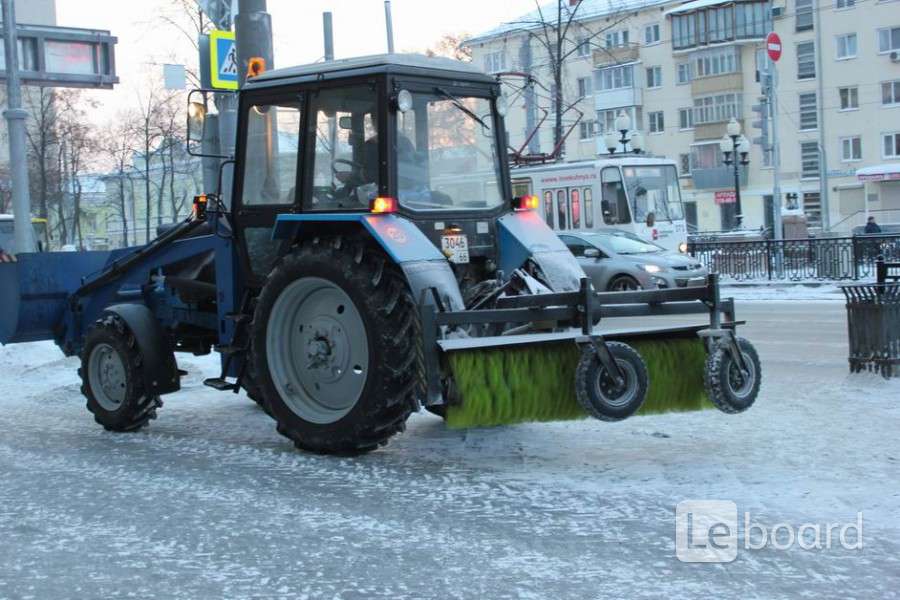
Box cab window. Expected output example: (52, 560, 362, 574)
(600, 167, 631, 225)
(307, 85, 379, 211)
(241, 100, 303, 206)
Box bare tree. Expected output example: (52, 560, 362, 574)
(99, 116, 139, 248)
(23, 87, 57, 237)
(501, 0, 631, 156)
(425, 33, 473, 62)
(55, 90, 100, 249)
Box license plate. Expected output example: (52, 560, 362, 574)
(441, 234, 470, 264)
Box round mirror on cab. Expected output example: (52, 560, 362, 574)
(396, 89, 413, 113)
(496, 94, 508, 117)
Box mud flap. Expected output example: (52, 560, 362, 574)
(102, 304, 181, 396)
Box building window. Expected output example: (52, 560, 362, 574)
(679, 107, 694, 130)
(799, 93, 818, 131)
(671, 1, 768, 49)
(836, 33, 857, 59)
(679, 153, 691, 176)
(644, 23, 660, 45)
(801, 141, 820, 179)
(797, 41, 816, 80)
(884, 132, 900, 158)
(878, 26, 900, 54)
(576, 36, 591, 57)
(693, 46, 741, 78)
(595, 64, 634, 91)
(883, 80, 900, 106)
(676, 62, 692, 84)
(690, 142, 724, 170)
(693, 92, 743, 125)
(605, 29, 629, 48)
(839, 86, 859, 110)
(648, 111, 664, 133)
(483, 51, 506, 73)
(840, 136, 862, 161)
(597, 107, 641, 137)
(803, 192, 822, 228)
(646, 66, 662, 88)
(796, 0, 814, 31)
(835, 0, 855, 8)
(579, 120, 596, 140)
(577, 76, 592, 98)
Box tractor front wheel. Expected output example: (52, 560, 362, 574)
(250, 237, 422, 455)
(80, 315, 163, 432)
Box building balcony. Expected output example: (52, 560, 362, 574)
(593, 45, 639, 67)
(595, 86, 643, 111)
(690, 166, 749, 190)
(691, 72, 744, 96)
(693, 119, 745, 142)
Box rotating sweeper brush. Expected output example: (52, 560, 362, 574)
(422, 277, 760, 429)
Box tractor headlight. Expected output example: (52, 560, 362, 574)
(641, 264, 664, 274)
(679, 242, 688, 253)
(396, 89, 413, 113)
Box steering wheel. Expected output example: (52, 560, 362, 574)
(332, 158, 365, 185)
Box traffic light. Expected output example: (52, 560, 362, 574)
(750, 96, 770, 151)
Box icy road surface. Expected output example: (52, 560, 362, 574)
(1, 301, 899, 599)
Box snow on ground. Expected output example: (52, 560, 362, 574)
(721, 282, 847, 302)
(1, 302, 899, 599)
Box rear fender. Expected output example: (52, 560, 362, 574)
(272, 214, 465, 310)
(102, 303, 180, 396)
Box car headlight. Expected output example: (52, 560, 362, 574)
(641, 264, 663, 274)
(679, 242, 688, 253)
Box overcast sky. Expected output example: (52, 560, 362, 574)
(55, 0, 536, 117)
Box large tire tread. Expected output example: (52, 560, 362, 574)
(79, 314, 163, 432)
(250, 235, 424, 455)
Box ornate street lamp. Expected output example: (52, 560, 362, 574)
(719, 117, 750, 229)
(604, 110, 644, 155)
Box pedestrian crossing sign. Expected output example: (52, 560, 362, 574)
(210, 29, 239, 90)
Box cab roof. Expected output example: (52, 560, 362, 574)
(246, 53, 496, 88)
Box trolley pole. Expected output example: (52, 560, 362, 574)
(2, 0, 35, 253)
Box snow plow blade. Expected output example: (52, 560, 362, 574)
(0, 251, 114, 345)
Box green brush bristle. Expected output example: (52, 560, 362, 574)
(445, 337, 710, 429)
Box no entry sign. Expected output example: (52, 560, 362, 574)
(766, 32, 782, 62)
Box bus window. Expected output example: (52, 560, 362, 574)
(556, 190, 568, 230)
(512, 178, 532, 198)
(601, 167, 630, 225)
(570, 189, 581, 229)
(543, 191, 554, 226)
(584, 188, 594, 228)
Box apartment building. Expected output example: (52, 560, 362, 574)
(465, 0, 900, 234)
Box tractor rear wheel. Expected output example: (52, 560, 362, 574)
(80, 315, 163, 432)
(250, 236, 422, 455)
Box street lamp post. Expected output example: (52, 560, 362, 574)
(720, 117, 750, 229)
(603, 110, 644, 155)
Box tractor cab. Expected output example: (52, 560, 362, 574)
(225, 54, 511, 285)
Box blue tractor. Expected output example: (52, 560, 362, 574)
(0, 55, 760, 454)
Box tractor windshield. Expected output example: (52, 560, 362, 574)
(396, 91, 505, 212)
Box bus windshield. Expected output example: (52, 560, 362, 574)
(622, 165, 684, 223)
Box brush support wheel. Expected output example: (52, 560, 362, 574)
(704, 337, 761, 414)
(575, 342, 649, 422)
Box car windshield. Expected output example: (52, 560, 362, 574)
(396, 91, 505, 211)
(588, 232, 663, 255)
(621, 165, 684, 223)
